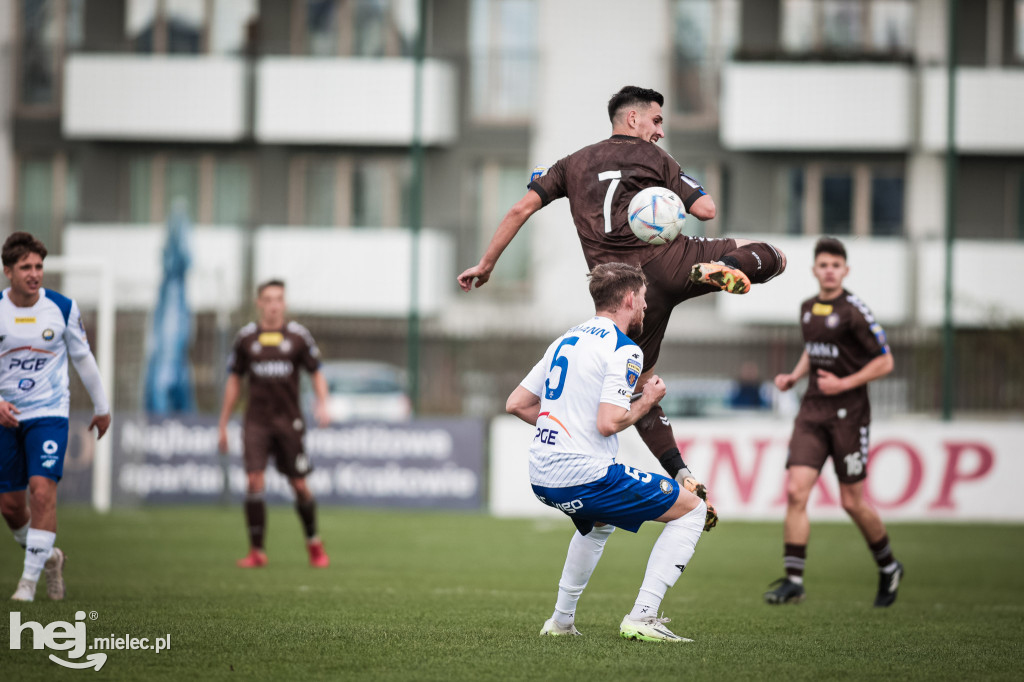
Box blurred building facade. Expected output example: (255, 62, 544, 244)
(2, 0, 1022, 417)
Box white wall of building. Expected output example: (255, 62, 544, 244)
(720, 63, 915, 151)
(255, 58, 458, 145)
(63, 225, 246, 312)
(920, 68, 1024, 154)
(253, 227, 454, 317)
(63, 55, 248, 141)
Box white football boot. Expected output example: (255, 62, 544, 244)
(11, 578, 37, 602)
(539, 618, 582, 636)
(44, 547, 66, 600)
(619, 614, 693, 643)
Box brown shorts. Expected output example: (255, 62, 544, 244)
(243, 419, 312, 479)
(787, 402, 870, 484)
(637, 237, 738, 368)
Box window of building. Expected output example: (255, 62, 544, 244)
(15, 155, 78, 249)
(304, 157, 337, 227)
(1016, 0, 1024, 61)
(781, 0, 914, 56)
(129, 157, 153, 223)
(475, 164, 530, 286)
(127, 0, 257, 54)
(290, 155, 410, 228)
(17, 0, 85, 109)
(213, 161, 252, 225)
(671, 0, 739, 121)
(822, 171, 853, 234)
(298, 0, 418, 57)
(469, 0, 537, 122)
(165, 158, 199, 221)
(780, 162, 903, 236)
(870, 173, 904, 236)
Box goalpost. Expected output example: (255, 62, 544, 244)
(46, 256, 116, 513)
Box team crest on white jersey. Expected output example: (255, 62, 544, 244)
(625, 358, 641, 388)
(42, 328, 54, 341)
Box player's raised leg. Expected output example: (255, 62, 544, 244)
(291, 477, 328, 568)
(840, 480, 904, 607)
(689, 240, 787, 294)
(620, 489, 706, 643)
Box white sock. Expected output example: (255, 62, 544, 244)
(629, 501, 705, 619)
(551, 524, 615, 625)
(12, 521, 30, 548)
(21, 529, 56, 582)
(789, 575, 804, 585)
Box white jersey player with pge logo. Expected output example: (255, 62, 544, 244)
(0, 288, 108, 420)
(521, 315, 642, 488)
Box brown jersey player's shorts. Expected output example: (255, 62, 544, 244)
(787, 401, 870, 484)
(243, 419, 312, 479)
(636, 237, 739, 369)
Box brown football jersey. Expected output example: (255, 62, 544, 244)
(528, 135, 707, 268)
(228, 321, 322, 429)
(800, 290, 890, 408)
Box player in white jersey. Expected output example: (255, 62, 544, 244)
(506, 263, 708, 642)
(0, 233, 111, 602)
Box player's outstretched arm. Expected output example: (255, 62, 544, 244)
(506, 385, 541, 426)
(458, 191, 543, 292)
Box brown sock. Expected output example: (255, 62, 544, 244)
(720, 241, 786, 284)
(245, 494, 266, 550)
(784, 543, 807, 580)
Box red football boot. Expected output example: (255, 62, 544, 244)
(307, 539, 330, 568)
(236, 548, 268, 568)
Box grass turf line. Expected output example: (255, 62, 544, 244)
(1, 506, 1022, 681)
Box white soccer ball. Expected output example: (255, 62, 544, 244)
(627, 187, 687, 245)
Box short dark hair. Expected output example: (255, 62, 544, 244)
(607, 86, 664, 123)
(257, 279, 285, 296)
(2, 232, 47, 268)
(588, 262, 647, 311)
(814, 237, 847, 261)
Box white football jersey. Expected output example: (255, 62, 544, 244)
(521, 315, 643, 488)
(0, 288, 93, 420)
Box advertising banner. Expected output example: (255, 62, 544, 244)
(490, 416, 1024, 522)
(61, 414, 486, 509)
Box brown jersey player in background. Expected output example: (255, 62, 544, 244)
(458, 85, 787, 515)
(765, 237, 903, 607)
(218, 280, 331, 568)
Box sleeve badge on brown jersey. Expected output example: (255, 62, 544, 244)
(625, 358, 642, 388)
(530, 165, 548, 185)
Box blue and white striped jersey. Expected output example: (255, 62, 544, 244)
(520, 315, 642, 488)
(0, 288, 100, 420)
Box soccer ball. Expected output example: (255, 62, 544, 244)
(627, 187, 687, 245)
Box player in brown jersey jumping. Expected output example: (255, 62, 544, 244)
(217, 280, 331, 568)
(458, 85, 787, 509)
(764, 237, 903, 607)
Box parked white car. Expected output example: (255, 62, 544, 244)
(303, 360, 411, 422)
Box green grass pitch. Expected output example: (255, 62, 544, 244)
(1, 506, 1022, 681)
